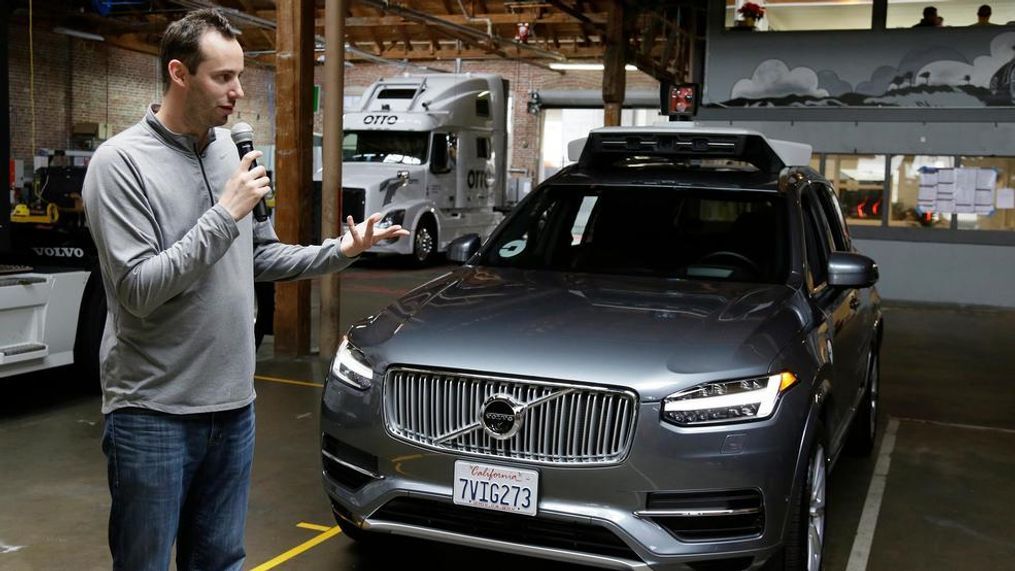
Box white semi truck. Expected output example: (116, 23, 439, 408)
(331, 73, 510, 264)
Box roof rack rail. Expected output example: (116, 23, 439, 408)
(573, 126, 811, 175)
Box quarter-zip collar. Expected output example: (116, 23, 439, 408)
(143, 104, 218, 155)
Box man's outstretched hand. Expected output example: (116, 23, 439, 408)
(340, 213, 410, 258)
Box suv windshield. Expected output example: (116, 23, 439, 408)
(343, 131, 429, 165)
(480, 185, 789, 284)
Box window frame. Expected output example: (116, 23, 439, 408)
(801, 187, 835, 292)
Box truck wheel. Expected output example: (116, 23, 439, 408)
(74, 271, 106, 392)
(411, 219, 437, 266)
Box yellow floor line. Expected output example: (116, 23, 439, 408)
(254, 374, 324, 388)
(296, 522, 333, 532)
(249, 524, 343, 571)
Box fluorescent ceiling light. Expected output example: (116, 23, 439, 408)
(549, 63, 638, 71)
(53, 27, 104, 42)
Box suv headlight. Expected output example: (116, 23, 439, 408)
(330, 338, 374, 390)
(662, 372, 798, 426)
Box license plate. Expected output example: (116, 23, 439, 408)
(453, 460, 538, 516)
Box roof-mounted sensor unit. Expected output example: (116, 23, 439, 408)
(575, 127, 810, 175)
(660, 82, 700, 121)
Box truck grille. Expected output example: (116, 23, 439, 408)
(383, 368, 638, 465)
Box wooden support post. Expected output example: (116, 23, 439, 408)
(602, 0, 625, 127)
(319, 0, 345, 359)
(274, 0, 315, 356)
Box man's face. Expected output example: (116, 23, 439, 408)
(180, 31, 245, 131)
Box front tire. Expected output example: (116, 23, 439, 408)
(411, 218, 438, 266)
(781, 424, 828, 571)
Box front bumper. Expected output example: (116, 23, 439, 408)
(320, 374, 810, 570)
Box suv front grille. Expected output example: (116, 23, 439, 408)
(383, 368, 638, 465)
(372, 497, 641, 561)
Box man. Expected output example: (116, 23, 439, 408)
(82, 9, 408, 571)
(973, 5, 996, 26)
(913, 6, 941, 27)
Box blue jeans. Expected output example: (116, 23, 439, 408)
(102, 404, 255, 571)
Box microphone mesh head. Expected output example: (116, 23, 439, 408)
(230, 122, 254, 144)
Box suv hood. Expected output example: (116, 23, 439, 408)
(352, 267, 807, 401)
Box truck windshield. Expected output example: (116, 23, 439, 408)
(343, 131, 429, 165)
(479, 185, 789, 284)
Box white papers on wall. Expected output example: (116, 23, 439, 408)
(998, 188, 1015, 210)
(919, 167, 998, 214)
(935, 168, 956, 213)
(918, 171, 937, 212)
(975, 169, 998, 214)
(953, 168, 977, 213)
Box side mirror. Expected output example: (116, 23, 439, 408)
(827, 252, 879, 288)
(448, 234, 481, 263)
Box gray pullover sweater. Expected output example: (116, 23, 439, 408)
(83, 105, 353, 415)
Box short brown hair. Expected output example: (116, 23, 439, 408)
(160, 9, 240, 93)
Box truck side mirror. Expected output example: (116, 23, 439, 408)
(448, 234, 481, 263)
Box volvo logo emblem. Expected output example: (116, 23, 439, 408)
(481, 394, 524, 440)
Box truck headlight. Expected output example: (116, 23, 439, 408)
(662, 372, 798, 426)
(330, 338, 374, 390)
(377, 210, 405, 230)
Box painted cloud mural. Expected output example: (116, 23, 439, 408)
(731, 60, 829, 100)
(718, 31, 1015, 108)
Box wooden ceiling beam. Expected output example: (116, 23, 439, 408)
(346, 44, 605, 61)
(428, 28, 441, 52)
(400, 25, 413, 51)
(236, 0, 275, 49)
(321, 12, 606, 28)
(545, 0, 605, 33)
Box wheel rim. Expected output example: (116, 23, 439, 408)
(414, 226, 434, 262)
(807, 444, 826, 571)
(869, 354, 879, 440)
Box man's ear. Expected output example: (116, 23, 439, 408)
(166, 59, 189, 89)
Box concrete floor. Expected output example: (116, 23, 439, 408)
(1, 259, 1013, 570)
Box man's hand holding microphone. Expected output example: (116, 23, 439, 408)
(222, 122, 409, 258)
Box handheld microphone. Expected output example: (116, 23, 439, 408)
(230, 122, 270, 222)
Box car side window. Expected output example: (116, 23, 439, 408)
(801, 191, 832, 288)
(813, 184, 849, 251)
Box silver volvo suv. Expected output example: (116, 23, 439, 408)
(320, 125, 882, 571)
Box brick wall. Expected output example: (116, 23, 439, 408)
(8, 22, 275, 166)
(9, 25, 72, 162)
